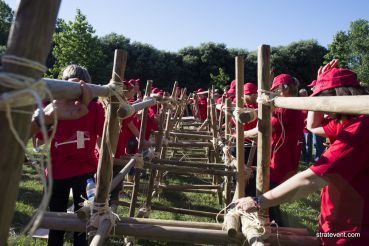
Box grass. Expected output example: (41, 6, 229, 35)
(10, 148, 320, 245)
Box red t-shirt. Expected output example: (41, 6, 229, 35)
(302, 110, 309, 133)
(197, 98, 208, 121)
(49, 101, 105, 180)
(270, 108, 304, 184)
(310, 115, 369, 245)
(322, 117, 343, 144)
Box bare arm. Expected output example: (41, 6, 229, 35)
(306, 111, 326, 137)
(237, 168, 326, 211)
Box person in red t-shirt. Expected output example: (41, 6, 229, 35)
(32, 65, 105, 246)
(195, 88, 208, 121)
(237, 60, 369, 245)
(243, 74, 304, 225)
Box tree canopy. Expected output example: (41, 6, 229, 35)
(325, 19, 369, 84)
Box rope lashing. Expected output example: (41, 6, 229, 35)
(233, 107, 257, 124)
(133, 153, 144, 169)
(257, 89, 277, 106)
(87, 200, 120, 237)
(0, 55, 56, 240)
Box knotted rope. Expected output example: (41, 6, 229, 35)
(87, 200, 120, 237)
(0, 55, 56, 243)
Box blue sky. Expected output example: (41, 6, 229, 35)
(5, 0, 369, 52)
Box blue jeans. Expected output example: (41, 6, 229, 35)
(313, 134, 325, 161)
(303, 132, 313, 163)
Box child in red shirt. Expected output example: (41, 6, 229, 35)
(43, 65, 105, 246)
(237, 60, 369, 245)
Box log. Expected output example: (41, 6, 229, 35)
(119, 201, 224, 219)
(168, 131, 213, 140)
(40, 213, 319, 245)
(42, 212, 311, 236)
(224, 98, 232, 205)
(165, 141, 213, 148)
(159, 184, 222, 190)
(0, 0, 60, 244)
(256, 45, 271, 195)
(110, 158, 136, 192)
(234, 56, 246, 199)
(91, 49, 127, 243)
(274, 95, 369, 115)
(90, 219, 111, 246)
(225, 212, 240, 237)
(151, 158, 226, 168)
(129, 80, 153, 217)
(145, 163, 236, 176)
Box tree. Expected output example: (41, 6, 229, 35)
(0, 0, 13, 46)
(48, 9, 104, 83)
(210, 67, 230, 90)
(325, 19, 369, 84)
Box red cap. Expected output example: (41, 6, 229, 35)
(230, 80, 236, 89)
(197, 88, 204, 92)
(310, 68, 359, 96)
(243, 83, 257, 95)
(271, 74, 295, 91)
(133, 79, 140, 84)
(152, 87, 161, 94)
(123, 80, 133, 88)
(227, 87, 235, 94)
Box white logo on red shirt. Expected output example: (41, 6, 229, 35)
(55, 131, 90, 149)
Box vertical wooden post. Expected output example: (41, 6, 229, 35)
(234, 56, 245, 200)
(90, 50, 127, 245)
(256, 45, 271, 195)
(0, 1, 60, 244)
(95, 50, 127, 203)
(224, 98, 232, 205)
(129, 80, 152, 217)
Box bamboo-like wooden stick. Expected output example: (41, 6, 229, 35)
(42, 212, 311, 236)
(109, 158, 136, 193)
(168, 131, 213, 139)
(165, 141, 213, 148)
(90, 219, 111, 246)
(90, 50, 127, 244)
(256, 45, 271, 195)
(224, 98, 232, 205)
(274, 95, 369, 115)
(144, 163, 235, 176)
(0, 0, 60, 244)
(129, 80, 152, 217)
(151, 158, 226, 168)
(40, 213, 319, 245)
(234, 56, 246, 200)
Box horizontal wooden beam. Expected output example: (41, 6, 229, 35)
(273, 95, 369, 115)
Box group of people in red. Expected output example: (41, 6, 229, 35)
(29, 58, 369, 245)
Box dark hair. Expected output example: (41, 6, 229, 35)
(318, 85, 368, 120)
(317, 85, 368, 97)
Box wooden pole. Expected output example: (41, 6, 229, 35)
(224, 98, 232, 205)
(168, 131, 213, 140)
(90, 50, 127, 243)
(273, 95, 369, 115)
(234, 56, 246, 200)
(95, 49, 127, 203)
(129, 80, 152, 217)
(0, 0, 60, 244)
(256, 45, 271, 195)
(144, 163, 236, 176)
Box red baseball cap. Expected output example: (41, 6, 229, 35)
(152, 87, 161, 94)
(271, 74, 296, 91)
(133, 79, 140, 84)
(243, 83, 257, 95)
(123, 80, 133, 88)
(197, 88, 204, 92)
(310, 68, 359, 96)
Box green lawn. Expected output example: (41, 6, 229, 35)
(10, 155, 320, 245)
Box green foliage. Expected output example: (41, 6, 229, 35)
(0, 0, 13, 46)
(271, 40, 328, 87)
(210, 67, 230, 90)
(48, 9, 105, 83)
(325, 19, 369, 84)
